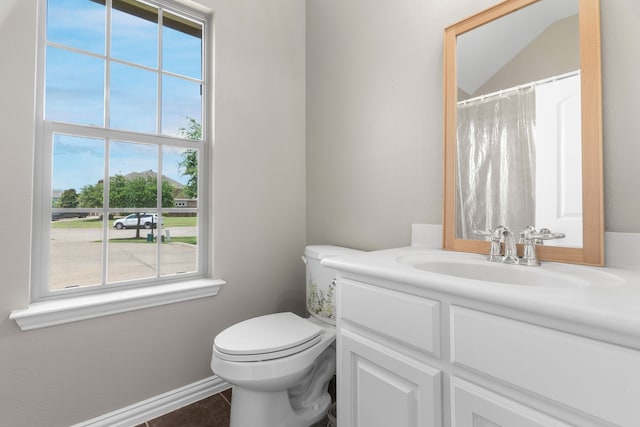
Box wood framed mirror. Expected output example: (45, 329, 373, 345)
(443, 0, 603, 266)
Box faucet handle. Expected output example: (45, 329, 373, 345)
(519, 226, 566, 266)
(519, 226, 541, 266)
(532, 229, 566, 241)
(524, 227, 566, 245)
(474, 226, 508, 262)
(474, 225, 509, 238)
(473, 229, 493, 240)
(519, 225, 538, 244)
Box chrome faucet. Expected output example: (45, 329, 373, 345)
(474, 226, 503, 262)
(474, 225, 518, 264)
(476, 225, 566, 266)
(519, 226, 566, 266)
(501, 228, 519, 264)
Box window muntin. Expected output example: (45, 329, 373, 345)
(36, 0, 208, 300)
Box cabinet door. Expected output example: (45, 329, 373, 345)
(339, 330, 441, 427)
(451, 306, 640, 425)
(451, 377, 571, 427)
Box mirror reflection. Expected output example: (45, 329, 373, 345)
(455, 0, 581, 247)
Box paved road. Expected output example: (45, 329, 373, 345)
(49, 226, 197, 290)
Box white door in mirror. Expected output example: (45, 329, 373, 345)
(535, 73, 582, 247)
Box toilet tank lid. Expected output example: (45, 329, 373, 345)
(305, 245, 362, 260)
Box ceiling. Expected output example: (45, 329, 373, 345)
(456, 0, 578, 95)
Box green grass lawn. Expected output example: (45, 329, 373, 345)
(163, 217, 197, 227)
(168, 236, 197, 245)
(51, 217, 103, 229)
(52, 216, 197, 229)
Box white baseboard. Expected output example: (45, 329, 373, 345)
(72, 375, 231, 427)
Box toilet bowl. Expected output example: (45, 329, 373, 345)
(210, 246, 361, 427)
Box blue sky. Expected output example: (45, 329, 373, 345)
(46, 0, 202, 192)
(52, 135, 189, 191)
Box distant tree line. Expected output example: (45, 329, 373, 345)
(54, 117, 200, 209)
(54, 175, 175, 209)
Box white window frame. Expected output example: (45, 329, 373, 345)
(12, 0, 222, 330)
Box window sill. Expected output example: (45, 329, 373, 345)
(10, 278, 225, 331)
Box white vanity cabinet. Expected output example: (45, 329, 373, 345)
(337, 278, 442, 427)
(336, 275, 640, 427)
(450, 377, 572, 427)
(340, 330, 442, 427)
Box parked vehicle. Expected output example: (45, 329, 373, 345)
(113, 213, 163, 229)
(51, 212, 89, 221)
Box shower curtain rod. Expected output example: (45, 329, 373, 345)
(458, 70, 580, 106)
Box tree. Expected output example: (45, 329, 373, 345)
(121, 175, 175, 238)
(57, 188, 79, 208)
(161, 179, 176, 207)
(123, 176, 157, 208)
(178, 117, 201, 140)
(109, 174, 127, 208)
(178, 150, 198, 198)
(78, 182, 103, 208)
(178, 117, 200, 199)
(78, 174, 176, 238)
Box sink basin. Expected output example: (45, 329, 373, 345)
(396, 253, 623, 288)
(410, 259, 583, 287)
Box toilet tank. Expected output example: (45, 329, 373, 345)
(304, 245, 362, 325)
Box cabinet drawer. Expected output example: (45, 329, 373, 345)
(451, 377, 571, 427)
(451, 306, 640, 426)
(340, 279, 440, 357)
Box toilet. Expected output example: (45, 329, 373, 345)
(210, 245, 361, 427)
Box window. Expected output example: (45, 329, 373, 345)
(32, 0, 211, 301)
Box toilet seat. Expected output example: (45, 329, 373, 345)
(214, 312, 323, 362)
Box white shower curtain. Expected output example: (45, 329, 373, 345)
(456, 87, 536, 240)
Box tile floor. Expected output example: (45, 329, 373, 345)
(137, 389, 232, 427)
(137, 388, 331, 427)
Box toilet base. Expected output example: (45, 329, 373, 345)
(230, 387, 331, 427)
(228, 345, 336, 427)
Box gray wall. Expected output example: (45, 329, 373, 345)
(0, 0, 306, 425)
(472, 15, 580, 98)
(306, 0, 640, 251)
(602, 1, 640, 232)
(1, 0, 638, 424)
(306, 0, 453, 250)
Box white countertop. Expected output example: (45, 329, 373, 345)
(322, 246, 640, 348)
